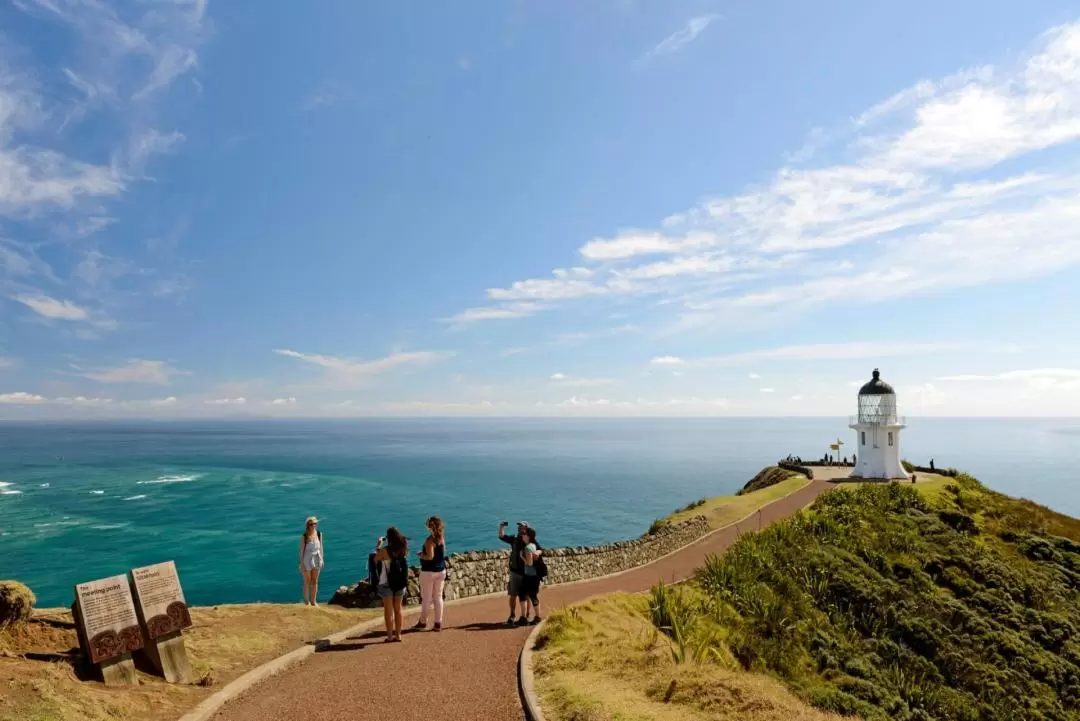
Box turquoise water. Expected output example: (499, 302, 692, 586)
(0, 418, 1077, 607)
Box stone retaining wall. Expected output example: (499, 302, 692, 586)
(330, 514, 710, 608)
(442, 514, 710, 601)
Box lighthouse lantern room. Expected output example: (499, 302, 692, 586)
(849, 368, 908, 479)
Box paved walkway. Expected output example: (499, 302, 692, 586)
(212, 480, 834, 721)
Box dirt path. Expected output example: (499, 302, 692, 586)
(211, 479, 833, 721)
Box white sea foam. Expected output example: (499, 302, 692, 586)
(0, 489, 21, 495)
(0, 481, 11, 488)
(137, 473, 201, 485)
(89, 490, 105, 495)
(91, 523, 130, 531)
(34, 522, 53, 528)
(123, 494, 147, 501)
(39, 483, 50, 488)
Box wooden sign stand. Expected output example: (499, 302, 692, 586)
(138, 629, 192, 684)
(129, 561, 194, 684)
(71, 575, 144, 687)
(71, 600, 139, 686)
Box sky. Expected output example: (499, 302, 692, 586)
(2, 0, 1080, 419)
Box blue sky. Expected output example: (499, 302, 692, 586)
(2, 0, 1080, 418)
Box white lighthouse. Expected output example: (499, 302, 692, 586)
(849, 368, 908, 479)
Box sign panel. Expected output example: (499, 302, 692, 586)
(74, 574, 143, 664)
(130, 561, 192, 639)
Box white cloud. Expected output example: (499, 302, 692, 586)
(270, 397, 297, 405)
(691, 341, 962, 366)
(54, 396, 113, 407)
(12, 294, 89, 321)
(650, 355, 684, 365)
(150, 396, 177, 406)
(450, 22, 1080, 331)
(549, 373, 617, 388)
(0, 392, 47, 404)
(78, 359, 186, 384)
(205, 397, 245, 406)
(641, 14, 719, 62)
(760, 388, 775, 393)
(748, 372, 761, 379)
(937, 368, 1080, 392)
(303, 80, 343, 111)
(274, 348, 446, 381)
(447, 303, 542, 324)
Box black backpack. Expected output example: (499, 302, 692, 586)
(534, 553, 548, 580)
(387, 554, 409, 592)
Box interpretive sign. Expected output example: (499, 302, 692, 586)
(130, 561, 192, 639)
(129, 560, 194, 684)
(73, 575, 143, 664)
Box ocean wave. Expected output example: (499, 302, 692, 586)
(91, 523, 131, 531)
(34, 522, 53, 528)
(0, 481, 11, 488)
(39, 483, 50, 488)
(0, 489, 21, 495)
(137, 473, 202, 485)
(89, 490, 105, 495)
(123, 494, 147, 501)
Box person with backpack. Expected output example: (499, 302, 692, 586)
(298, 516, 324, 606)
(413, 515, 447, 632)
(499, 520, 529, 625)
(371, 527, 410, 642)
(517, 526, 545, 626)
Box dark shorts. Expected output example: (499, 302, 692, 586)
(378, 585, 405, 599)
(507, 571, 524, 597)
(517, 574, 540, 601)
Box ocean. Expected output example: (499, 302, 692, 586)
(0, 418, 1076, 607)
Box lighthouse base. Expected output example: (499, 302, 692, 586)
(849, 422, 909, 480)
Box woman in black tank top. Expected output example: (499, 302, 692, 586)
(415, 516, 447, 631)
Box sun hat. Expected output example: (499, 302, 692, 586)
(306, 516, 319, 524)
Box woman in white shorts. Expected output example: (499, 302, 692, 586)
(298, 516, 324, 606)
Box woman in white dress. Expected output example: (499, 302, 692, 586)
(298, 516, 324, 606)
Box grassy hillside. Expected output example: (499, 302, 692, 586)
(536, 474, 1080, 721)
(738, 466, 800, 496)
(654, 473, 810, 532)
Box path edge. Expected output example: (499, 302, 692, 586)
(176, 614, 384, 721)
(519, 618, 549, 721)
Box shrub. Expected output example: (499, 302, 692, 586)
(0, 580, 36, 627)
(647, 518, 671, 535)
(682, 480, 1080, 721)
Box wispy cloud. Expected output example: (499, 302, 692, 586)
(549, 373, 617, 388)
(451, 22, 1080, 334)
(13, 294, 89, 321)
(75, 359, 187, 384)
(205, 397, 246, 406)
(641, 14, 720, 63)
(0, 356, 16, 370)
(274, 348, 449, 386)
(937, 368, 1080, 392)
(650, 355, 684, 365)
(691, 341, 963, 366)
(303, 80, 344, 111)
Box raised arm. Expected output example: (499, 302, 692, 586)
(498, 521, 514, 544)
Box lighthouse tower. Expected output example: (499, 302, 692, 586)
(849, 368, 908, 479)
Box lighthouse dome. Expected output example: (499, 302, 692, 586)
(858, 369, 895, 396)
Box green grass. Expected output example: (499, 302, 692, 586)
(534, 593, 845, 721)
(541, 474, 1080, 721)
(690, 475, 1080, 720)
(660, 473, 810, 530)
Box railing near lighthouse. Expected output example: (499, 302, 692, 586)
(849, 414, 906, 425)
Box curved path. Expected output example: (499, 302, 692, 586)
(212, 480, 833, 721)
